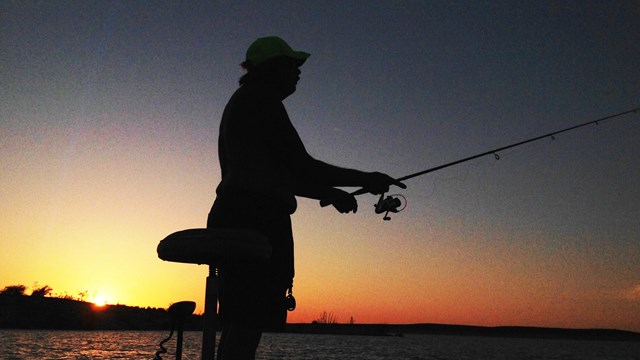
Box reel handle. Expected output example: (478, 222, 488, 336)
(321, 189, 404, 221)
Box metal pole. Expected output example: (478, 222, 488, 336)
(202, 265, 217, 360)
(176, 322, 184, 360)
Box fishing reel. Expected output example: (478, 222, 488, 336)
(374, 193, 406, 221)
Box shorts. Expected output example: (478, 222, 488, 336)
(207, 192, 294, 331)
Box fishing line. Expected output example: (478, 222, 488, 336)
(413, 136, 552, 214)
(415, 161, 479, 202)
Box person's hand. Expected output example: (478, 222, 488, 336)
(326, 189, 358, 214)
(363, 172, 406, 195)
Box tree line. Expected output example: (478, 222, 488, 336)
(2, 283, 91, 302)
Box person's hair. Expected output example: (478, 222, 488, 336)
(238, 56, 289, 85)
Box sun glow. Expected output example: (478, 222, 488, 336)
(92, 295, 107, 307)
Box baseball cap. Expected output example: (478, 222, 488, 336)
(245, 36, 310, 68)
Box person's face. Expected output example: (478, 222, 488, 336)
(275, 57, 301, 99)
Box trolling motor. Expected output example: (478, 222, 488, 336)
(154, 301, 196, 360)
(374, 194, 405, 221)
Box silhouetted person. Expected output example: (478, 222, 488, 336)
(207, 36, 405, 360)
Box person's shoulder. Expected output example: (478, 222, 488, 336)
(225, 85, 285, 123)
(226, 84, 263, 109)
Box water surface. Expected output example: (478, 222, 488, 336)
(1, 330, 638, 359)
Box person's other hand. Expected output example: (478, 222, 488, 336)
(328, 189, 358, 213)
(363, 172, 406, 195)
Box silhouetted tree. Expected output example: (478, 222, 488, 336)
(1, 284, 27, 296)
(31, 285, 53, 297)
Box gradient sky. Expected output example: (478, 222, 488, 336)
(2, 1, 639, 332)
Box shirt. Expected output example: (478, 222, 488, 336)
(215, 81, 314, 213)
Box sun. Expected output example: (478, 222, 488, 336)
(92, 295, 107, 307)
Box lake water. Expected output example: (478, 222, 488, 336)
(0, 329, 638, 359)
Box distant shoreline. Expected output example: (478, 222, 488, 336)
(2, 294, 639, 342)
(284, 323, 640, 342)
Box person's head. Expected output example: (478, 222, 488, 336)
(239, 36, 310, 98)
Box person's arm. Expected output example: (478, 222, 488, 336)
(300, 157, 404, 194)
(269, 101, 405, 200)
(293, 156, 405, 211)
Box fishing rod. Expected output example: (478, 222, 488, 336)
(321, 107, 639, 220)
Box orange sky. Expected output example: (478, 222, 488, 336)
(1, 117, 639, 332)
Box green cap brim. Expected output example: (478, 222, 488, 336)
(246, 36, 310, 67)
(291, 51, 310, 66)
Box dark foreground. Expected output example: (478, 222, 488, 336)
(1, 294, 638, 342)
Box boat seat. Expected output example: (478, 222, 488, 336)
(157, 228, 271, 265)
(157, 228, 270, 360)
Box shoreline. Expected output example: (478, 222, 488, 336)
(2, 295, 638, 342)
(284, 323, 640, 342)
